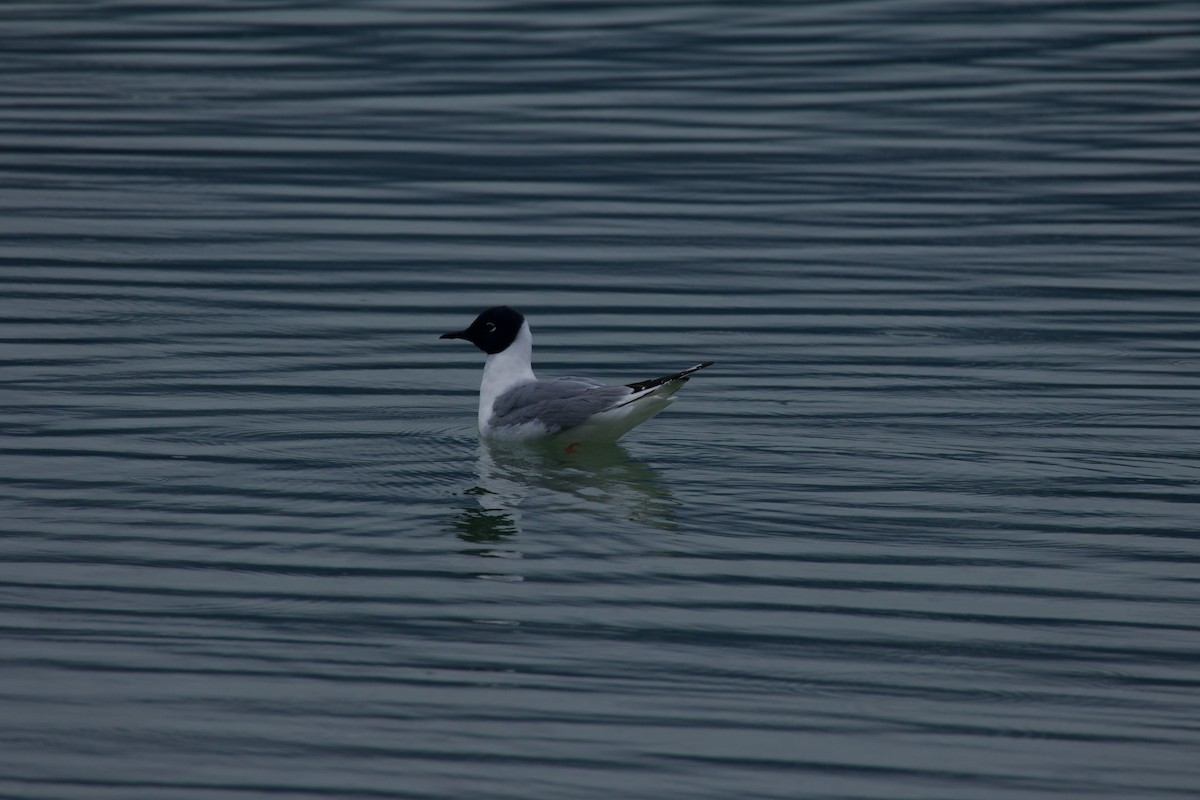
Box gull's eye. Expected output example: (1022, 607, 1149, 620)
(485, 322, 496, 333)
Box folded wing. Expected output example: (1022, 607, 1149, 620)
(490, 378, 632, 433)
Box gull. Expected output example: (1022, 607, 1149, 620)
(440, 306, 713, 444)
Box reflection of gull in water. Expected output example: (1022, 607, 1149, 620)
(452, 439, 678, 554)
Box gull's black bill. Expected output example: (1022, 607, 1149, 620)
(439, 330, 469, 340)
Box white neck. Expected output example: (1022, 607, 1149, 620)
(478, 320, 536, 430)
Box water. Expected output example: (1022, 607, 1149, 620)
(2, 2, 1198, 798)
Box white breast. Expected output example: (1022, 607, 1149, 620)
(477, 320, 536, 433)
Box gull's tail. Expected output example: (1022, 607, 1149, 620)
(555, 361, 715, 444)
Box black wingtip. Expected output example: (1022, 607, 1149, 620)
(625, 360, 715, 392)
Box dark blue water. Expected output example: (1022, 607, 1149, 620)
(2, 2, 1198, 798)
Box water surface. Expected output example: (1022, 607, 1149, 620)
(1, 2, 1198, 799)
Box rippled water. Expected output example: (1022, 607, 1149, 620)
(2, 2, 1198, 798)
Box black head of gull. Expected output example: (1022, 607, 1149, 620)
(439, 305, 525, 355)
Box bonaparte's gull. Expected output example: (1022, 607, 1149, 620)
(440, 306, 713, 444)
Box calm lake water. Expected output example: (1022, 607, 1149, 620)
(2, 2, 1198, 798)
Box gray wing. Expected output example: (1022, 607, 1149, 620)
(491, 377, 631, 433)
